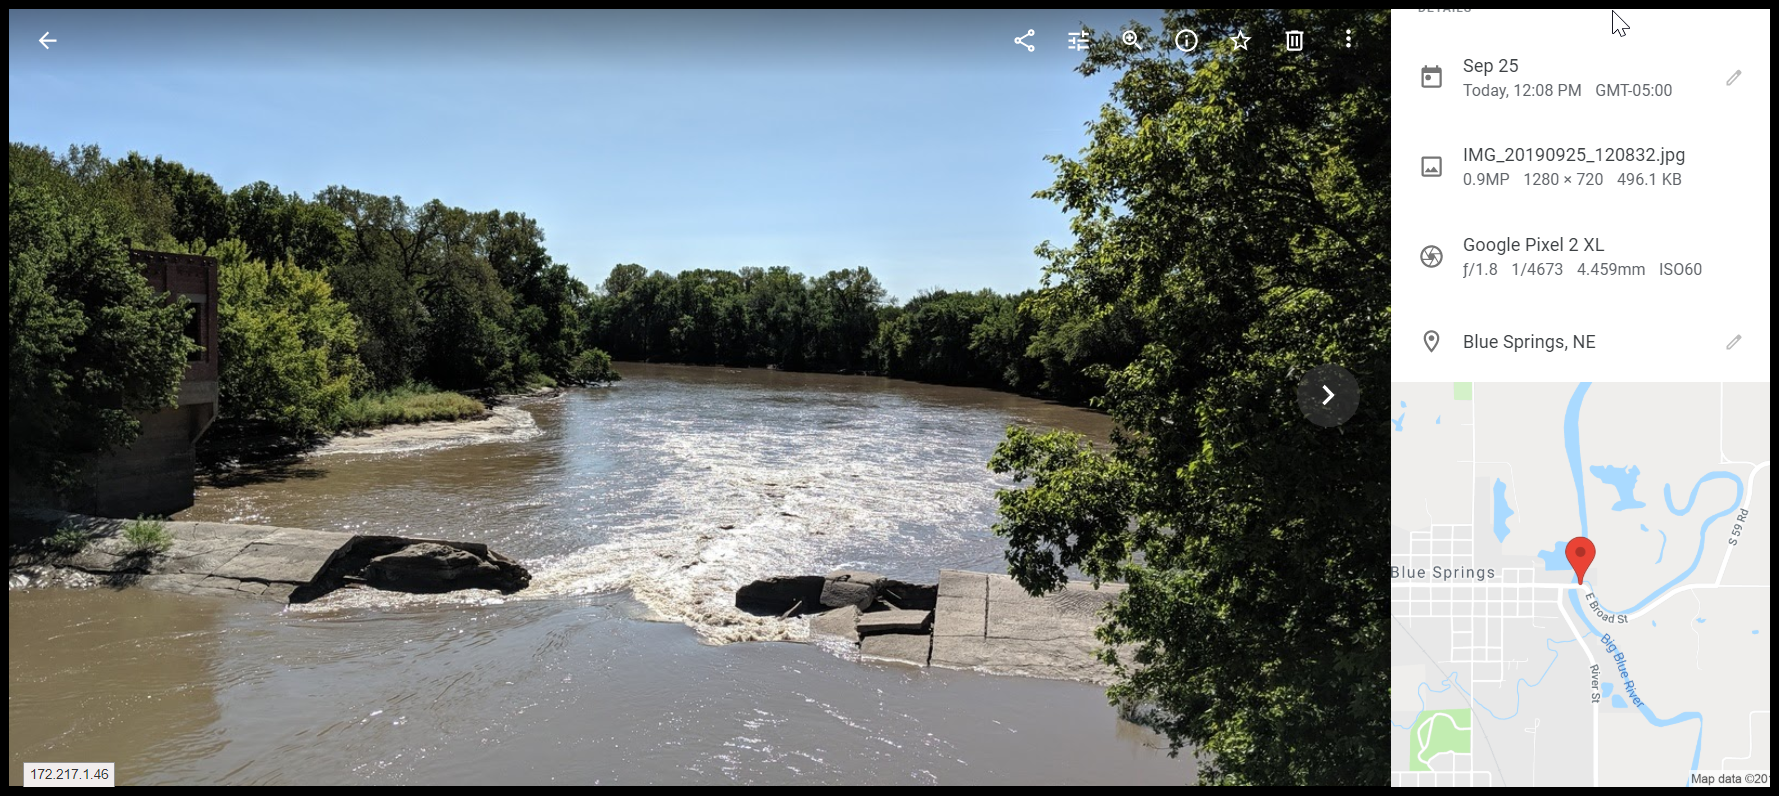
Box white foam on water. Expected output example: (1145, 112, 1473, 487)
(520, 402, 1011, 643)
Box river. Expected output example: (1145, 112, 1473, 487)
(8, 364, 1191, 785)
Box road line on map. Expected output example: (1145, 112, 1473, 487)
(1719, 710, 1771, 770)
(1558, 594, 1599, 787)
(1614, 584, 1768, 621)
(1714, 461, 1767, 585)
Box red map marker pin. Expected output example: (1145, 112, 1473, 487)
(1566, 536, 1596, 585)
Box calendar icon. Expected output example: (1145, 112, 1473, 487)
(1421, 65, 1442, 88)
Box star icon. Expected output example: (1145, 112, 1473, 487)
(1230, 30, 1251, 51)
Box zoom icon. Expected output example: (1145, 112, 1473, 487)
(1420, 244, 1443, 268)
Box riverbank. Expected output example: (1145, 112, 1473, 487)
(314, 404, 542, 457)
(197, 388, 556, 485)
(9, 509, 529, 601)
(335, 384, 489, 431)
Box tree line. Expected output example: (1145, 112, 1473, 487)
(581, 265, 1139, 404)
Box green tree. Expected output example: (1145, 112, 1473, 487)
(565, 348, 621, 386)
(318, 186, 430, 386)
(113, 153, 229, 246)
(988, 9, 1388, 785)
(8, 185, 194, 487)
(207, 239, 362, 433)
(967, 290, 1043, 393)
(229, 181, 349, 269)
(808, 267, 886, 370)
(874, 289, 1002, 385)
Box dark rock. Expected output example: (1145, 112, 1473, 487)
(819, 579, 873, 610)
(827, 569, 887, 589)
(736, 575, 825, 616)
(820, 570, 885, 610)
(877, 579, 937, 612)
(294, 535, 529, 601)
(358, 541, 530, 594)
(856, 609, 933, 636)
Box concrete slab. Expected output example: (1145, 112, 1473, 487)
(927, 571, 1125, 685)
(985, 573, 1120, 642)
(931, 635, 1111, 684)
(208, 528, 343, 583)
(933, 571, 987, 637)
(938, 568, 988, 601)
(859, 633, 931, 667)
(855, 609, 932, 636)
(807, 605, 861, 642)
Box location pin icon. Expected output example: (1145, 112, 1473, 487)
(1424, 330, 1440, 352)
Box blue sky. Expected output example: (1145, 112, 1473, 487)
(9, 10, 1164, 300)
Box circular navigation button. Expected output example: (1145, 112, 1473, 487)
(1296, 363, 1360, 428)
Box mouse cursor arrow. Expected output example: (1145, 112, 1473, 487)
(1610, 11, 1630, 37)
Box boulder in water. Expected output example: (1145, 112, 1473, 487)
(819, 569, 885, 610)
(736, 575, 825, 616)
(359, 542, 530, 594)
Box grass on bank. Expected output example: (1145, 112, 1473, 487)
(121, 515, 173, 554)
(46, 521, 95, 554)
(334, 385, 487, 431)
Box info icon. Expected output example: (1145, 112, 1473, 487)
(1421, 65, 1442, 88)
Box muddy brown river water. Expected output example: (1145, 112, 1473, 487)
(9, 364, 1193, 784)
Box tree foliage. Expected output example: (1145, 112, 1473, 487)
(566, 348, 621, 386)
(578, 263, 1128, 400)
(207, 239, 362, 434)
(988, 9, 1389, 785)
(9, 141, 620, 443)
(8, 182, 193, 486)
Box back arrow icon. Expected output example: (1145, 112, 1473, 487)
(1322, 385, 1335, 406)
(40, 32, 56, 49)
